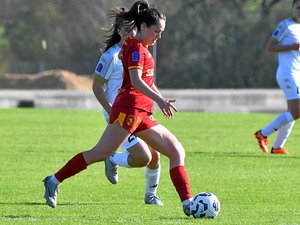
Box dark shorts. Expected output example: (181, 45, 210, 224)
(109, 107, 159, 134)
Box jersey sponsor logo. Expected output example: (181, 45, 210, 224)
(132, 51, 140, 61)
(146, 69, 154, 76)
(96, 63, 103, 72)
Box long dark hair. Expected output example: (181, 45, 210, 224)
(103, 1, 165, 52)
(103, 7, 126, 52)
(121, 0, 166, 32)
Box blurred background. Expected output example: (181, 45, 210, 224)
(0, 0, 291, 89)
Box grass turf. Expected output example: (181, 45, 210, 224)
(0, 108, 299, 224)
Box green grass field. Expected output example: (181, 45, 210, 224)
(1, 108, 300, 225)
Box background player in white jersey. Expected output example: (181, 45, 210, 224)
(92, 7, 163, 205)
(255, 0, 300, 154)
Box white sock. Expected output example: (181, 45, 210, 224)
(261, 112, 294, 137)
(273, 121, 295, 149)
(50, 175, 60, 185)
(182, 198, 193, 205)
(144, 166, 160, 196)
(109, 151, 131, 168)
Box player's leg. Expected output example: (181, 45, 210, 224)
(270, 98, 300, 154)
(105, 136, 163, 205)
(43, 123, 130, 208)
(255, 76, 299, 153)
(255, 111, 294, 153)
(287, 98, 300, 119)
(271, 121, 294, 154)
(260, 111, 295, 137)
(135, 124, 193, 215)
(104, 136, 151, 184)
(272, 100, 297, 154)
(143, 147, 163, 205)
(123, 136, 152, 167)
(111, 141, 163, 204)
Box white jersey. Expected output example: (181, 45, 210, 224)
(272, 17, 300, 78)
(94, 44, 123, 120)
(94, 43, 139, 149)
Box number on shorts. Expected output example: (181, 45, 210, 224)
(128, 135, 135, 143)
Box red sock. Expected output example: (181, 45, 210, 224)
(170, 166, 192, 202)
(55, 153, 88, 182)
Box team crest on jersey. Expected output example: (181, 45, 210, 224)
(273, 25, 283, 37)
(273, 29, 279, 37)
(132, 51, 140, 61)
(96, 63, 103, 72)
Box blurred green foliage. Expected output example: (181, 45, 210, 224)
(0, 0, 291, 88)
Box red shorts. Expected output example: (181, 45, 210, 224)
(109, 107, 159, 134)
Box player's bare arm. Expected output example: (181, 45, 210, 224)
(92, 75, 112, 115)
(266, 37, 300, 52)
(130, 69, 177, 118)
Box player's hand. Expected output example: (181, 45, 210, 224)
(157, 98, 177, 119)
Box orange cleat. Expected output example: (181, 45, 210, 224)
(255, 130, 269, 154)
(271, 147, 289, 155)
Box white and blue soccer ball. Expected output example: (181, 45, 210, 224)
(190, 192, 220, 219)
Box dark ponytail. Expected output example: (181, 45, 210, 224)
(103, 7, 126, 52)
(103, 0, 165, 52)
(121, 0, 165, 32)
(123, 0, 149, 21)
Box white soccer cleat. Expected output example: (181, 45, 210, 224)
(43, 176, 59, 208)
(144, 193, 164, 206)
(104, 158, 118, 184)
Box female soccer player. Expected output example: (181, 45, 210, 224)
(255, 0, 300, 154)
(43, 0, 193, 216)
(92, 7, 162, 205)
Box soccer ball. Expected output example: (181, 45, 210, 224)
(190, 192, 220, 219)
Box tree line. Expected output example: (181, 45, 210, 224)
(0, 0, 291, 88)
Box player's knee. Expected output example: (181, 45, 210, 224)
(150, 151, 160, 163)
(166, 147, 185, 166)
(137, 154, 151, 166)
(148, 155, 160, 169)
(129, 153, 151, 167)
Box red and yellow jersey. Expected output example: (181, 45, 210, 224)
(113, 37, 154, 113)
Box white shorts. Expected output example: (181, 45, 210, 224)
(120, 134, 139, 150)
(277, 76, 300, 100)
